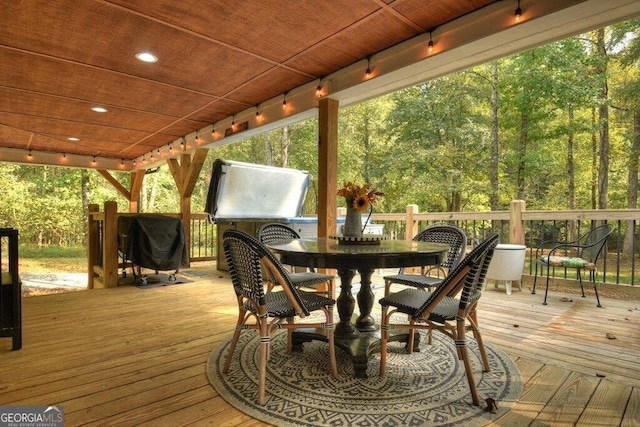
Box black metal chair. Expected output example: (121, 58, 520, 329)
(383, 224, 468, 296)
(378, 233, 498, 406)
(222, 229, 338, 405)
(258, 223, 335, 297)
(532, 224, 615, 307)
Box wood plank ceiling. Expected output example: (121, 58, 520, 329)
(0, 0, 502, 167)
(1, 1, 638, 170)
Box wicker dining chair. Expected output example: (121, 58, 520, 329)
(532, 224, 615, 307)
(378, 233, 498, 406)
(222, 229, 338, 405)
(258, 223, 335, 297)
(383, 224, 468, 296)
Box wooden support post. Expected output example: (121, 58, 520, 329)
(318, 98, 339, 238)
(509, 199, 526, 244)
(87, 204, 99, 289)
(129, 170, 145, 213)
(102, 201, 119, 288)
(405, 204, 419, 240)
(167, 148, 209, 268)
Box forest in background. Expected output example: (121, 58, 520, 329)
(1, 20, 640, 247)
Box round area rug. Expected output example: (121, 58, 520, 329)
(206, 328, 522, 427)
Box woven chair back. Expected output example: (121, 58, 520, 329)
(223, 229, 309, 316)
(413, 224, 468, 270)
(257, 223, 300, 245)
(415, 233, 499, 318)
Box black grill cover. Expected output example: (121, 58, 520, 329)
(118, 215, 188, 271)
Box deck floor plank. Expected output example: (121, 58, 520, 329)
(576, 381, 632, 426)
(621, 387, 640, 427)
(0, 264, 637, 426)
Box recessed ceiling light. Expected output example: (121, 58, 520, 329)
(91, 106, 108, 113)
(135, 52, 158, 63)
(68, 137, 79, 141)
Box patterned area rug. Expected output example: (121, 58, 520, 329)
(206, 328, 522, 426)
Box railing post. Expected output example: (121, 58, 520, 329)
(87, 204, 99, 289)
(102, 201, 119, 288)
(509, 200, 526, 244)
(406, 204, 419, 240)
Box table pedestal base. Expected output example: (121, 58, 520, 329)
(291, 325, 420, 378)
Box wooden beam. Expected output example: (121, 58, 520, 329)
(183, 149, 208, 197)
(167, 158, 184, 195)
(97, 170, 129, 199)
(318, 98, 339, 238)
(129, 170, 145, 213)
(166, 150, 208, 267)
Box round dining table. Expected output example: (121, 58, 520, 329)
(267, 236, 449, 377)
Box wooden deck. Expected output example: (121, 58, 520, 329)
(0, 263, 638, 426)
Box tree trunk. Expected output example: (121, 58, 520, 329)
(517, 113, 528, 199)
(363, 107, 371, 183)
(566, 106, 578, 240)
(489, 60, 500, 211)
(624, 108, 640, 257)
(265, 133, 273, 166)
(567, 107, 575, 210)
(596, 28, 609, 210)
(591, 107, 598, 210)
(81, 169, 90, 245)
(280, 125, 290, 167)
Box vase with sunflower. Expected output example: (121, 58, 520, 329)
(337, 181, 384, 237)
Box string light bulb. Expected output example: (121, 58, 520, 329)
(211, 123, 216, 137)
(365, 57, 372, 79)
(195, 132, 199, 144)
(316, 84, 322, 97)
(282, 93, 288, 110)
(428, 32, 434, 53)
(231, 116, 236, 129)
(28, 150, 32, 158)
(92, 156, 96, 164)
(515, 0, 522, 22)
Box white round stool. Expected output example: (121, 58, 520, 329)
(484, 244, 526, 295)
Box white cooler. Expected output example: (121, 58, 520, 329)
(484, 243, 526, 295)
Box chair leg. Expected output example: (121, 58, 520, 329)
(223, 326, 243, 373)
(379, 306, 389, 376)
(257, 322, 270, 405)
(327, 279, 335, 300)
(223, 307, 246, 373)
(407, 319, 416, 354)
(592, 271, 603, 308)
(326, 320, 338, 376)
(532, 262, 539, 295)
(543, 264, 551, 305)
(285, 316, 295, 353)
(384, 279, 392, 296)
(577, 270, 586, 298)
(456, 319, 480, 406)
(467, 311, 490, 372)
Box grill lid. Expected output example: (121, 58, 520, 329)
(205, 159, 311, 222)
